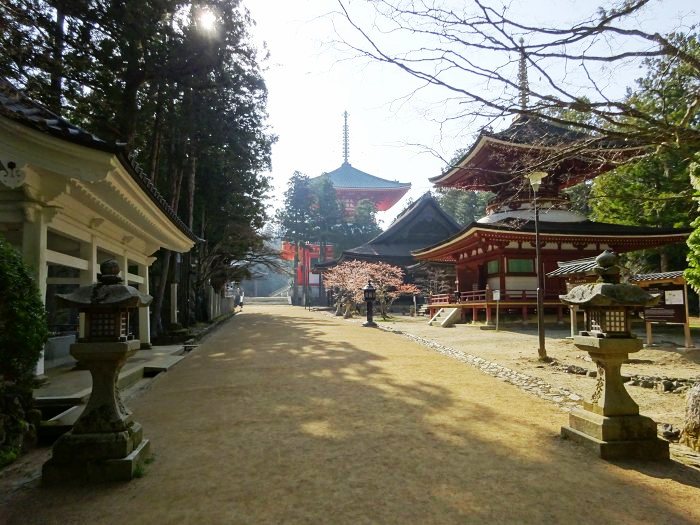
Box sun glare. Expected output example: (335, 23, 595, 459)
(198, 8, 216, 31)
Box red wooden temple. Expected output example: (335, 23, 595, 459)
(414, 115, 690, 323)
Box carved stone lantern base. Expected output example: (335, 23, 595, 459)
(560, 336, 669, 460)
(42, 340, 151, 483)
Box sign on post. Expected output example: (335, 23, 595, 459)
(493, 289, 500, 331)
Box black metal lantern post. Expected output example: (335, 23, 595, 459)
(527, 171, 549, 361)
(363, 280, 377, 327)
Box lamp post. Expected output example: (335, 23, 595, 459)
(363, 280, 377, 327)
(527, 171, 549, 361)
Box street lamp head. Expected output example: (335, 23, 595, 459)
(526, 171, 548, 193)
(363, 280, 376, 301)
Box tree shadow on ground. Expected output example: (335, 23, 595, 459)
(5, 310, 700, 524)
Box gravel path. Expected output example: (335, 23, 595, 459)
(3, 306, 700, 524)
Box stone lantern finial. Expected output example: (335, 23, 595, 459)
(593, 249, 620, 284)
(98, 258, 122, 285)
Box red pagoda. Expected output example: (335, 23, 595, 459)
(414, 115, 689, 322)
(312, 112, 411, 215)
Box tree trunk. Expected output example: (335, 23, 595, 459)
(119, 40, 146, 143)
(148, 83, 165, 183)
(151, 250, 171, 337)
(151, 135, 186, 335)
(335, 295, 343, 316)
(48, 8, 65, 114)
(187, 154, 196, 229)
(680, 383, 700, 452)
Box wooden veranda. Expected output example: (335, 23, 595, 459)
(427, 287, 568, 325)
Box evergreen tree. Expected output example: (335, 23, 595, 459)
(277, 172, 316, 303)
(435, 188, 490, 225)
(311, 177, 344, 260)
(0, 1, 274, 332)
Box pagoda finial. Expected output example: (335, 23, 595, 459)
(342, 111, 350, 164)
(517, 38, 529, 111)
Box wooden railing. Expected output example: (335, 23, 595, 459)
(429, 289, 564, 305)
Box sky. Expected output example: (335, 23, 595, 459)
(243, 0, 697, 227)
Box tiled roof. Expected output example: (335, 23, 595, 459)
(546, 257, 597, 277)
(0, 79, 197, 242)
(414, 218, 690, 257)
(340, 192, 461, 266)
(369, 192, 461, 244)
(431, 116, 640, 186)
(630, 271, 685, 282)
(487, 116, 593, 146)
(504, 219, 691, 236)
(314, 161, 410, 190)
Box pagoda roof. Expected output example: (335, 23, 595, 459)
(314, 161, 411, 191)
(413, 218, 690, 262)
(0, 79, 198, 242)
(431, 116, 642, 190)
(320, 193, 461, 268)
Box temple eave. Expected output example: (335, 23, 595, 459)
(413, 229, 689, 263)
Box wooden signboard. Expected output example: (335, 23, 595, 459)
(632, 272, 693, 349)
(643, 285, 687, 324)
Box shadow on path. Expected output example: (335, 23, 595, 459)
(5, 308, 700, 524)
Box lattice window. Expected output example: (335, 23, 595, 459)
(589, 311, 603, 333)
(588, 308, 628, 336)
(90, 312, 116, 339)
(604, 310, 627, 334)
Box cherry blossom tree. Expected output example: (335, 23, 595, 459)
(324, 260, 420, 319)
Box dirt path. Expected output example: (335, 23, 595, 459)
(3, 306, 700, 524)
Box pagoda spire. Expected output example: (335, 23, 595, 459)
(342, 111, 350, 164)
(517, 38, 529, 111)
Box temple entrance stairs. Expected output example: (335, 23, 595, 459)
(428, 307, 460, 327)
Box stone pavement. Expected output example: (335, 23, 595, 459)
(3, 305, 700, 524)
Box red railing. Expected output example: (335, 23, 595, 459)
(429, 289, 564, 305)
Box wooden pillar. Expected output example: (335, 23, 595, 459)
(472, 307, 478, 323)
(521, 305, 529, 325)
(170, 282, 178, 325)
(78, 234, 98, 340)
(22, 204, 49, 376)
(556, 306, 564, 325)
(569, 306, 578, 338)
(21, 204, 49, 301)
(138, 261, 152, 348)
(485, 305, 492, 325)
(499, 254, 506, 292)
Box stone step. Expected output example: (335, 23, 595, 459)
(39, 405, 83, 445)
(245, 296, 291, 305)
(143, 355, 185, 377)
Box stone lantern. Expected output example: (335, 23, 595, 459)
(559, 250, 669, 460)
(42, 260, 153, 483)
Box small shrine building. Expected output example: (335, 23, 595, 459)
(0, 80, 197, 373)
